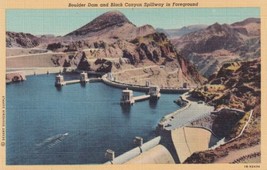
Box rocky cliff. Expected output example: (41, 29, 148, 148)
(6, 72, 26, 83)
(185, 59, 261, 163)
(191, 59, 260, 111)
(47, 31, 204, 85)
(66, 10, 133, 37)
(172, 18, 260, 77)
(65, 11, 155, 42)
(47, 11, 205, 86)
(6, 32, 40, 48)
(156, 24, 207, 39)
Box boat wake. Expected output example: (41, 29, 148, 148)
(35, 133, 69, 149)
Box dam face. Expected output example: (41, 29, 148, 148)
(171, 127, 219, 163)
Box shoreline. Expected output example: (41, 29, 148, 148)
(6, 67, 71, 76)
(6, 68, 190, 94)
(159, 92, 191, 124)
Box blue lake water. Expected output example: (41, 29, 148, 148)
(6, 74, 180, 165)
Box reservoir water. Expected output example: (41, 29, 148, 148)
(6, 74, 180, 164)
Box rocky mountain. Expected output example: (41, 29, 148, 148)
(172, 18, 260, 77)
(156, 24, 207, 39)
(47, 11, 205, 85)
(66, 11, 132, 36)
(65, 11, 156, 42)
(49, 31, 205, 85)
(6, 11, 205, 86)
(231, 18, 260, 36)
(6, 31, 40, 48)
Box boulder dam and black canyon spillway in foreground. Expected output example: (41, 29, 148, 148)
(6, 9, 261, 164)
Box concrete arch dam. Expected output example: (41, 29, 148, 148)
(104, 136, 176, 164)
(104, 127, 217, 164)
(171, 127, 218, 163)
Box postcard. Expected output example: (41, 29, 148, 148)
(0, 0, 266, 170)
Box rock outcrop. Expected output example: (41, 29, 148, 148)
(6, 72, 26, 83)
(48, 11, 205, 85)
(185, 59, 261, 163)
(6, 32, 40, 48)
(157, 24, 207, 39)
(65, 10, 155, 42)
(172, 18, 260, 77)
(47, 31, 204, 85)
(191, 59, 260, 111)
(66, 10, 133, 37)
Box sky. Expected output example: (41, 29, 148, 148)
(6, 8, 259, 36)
